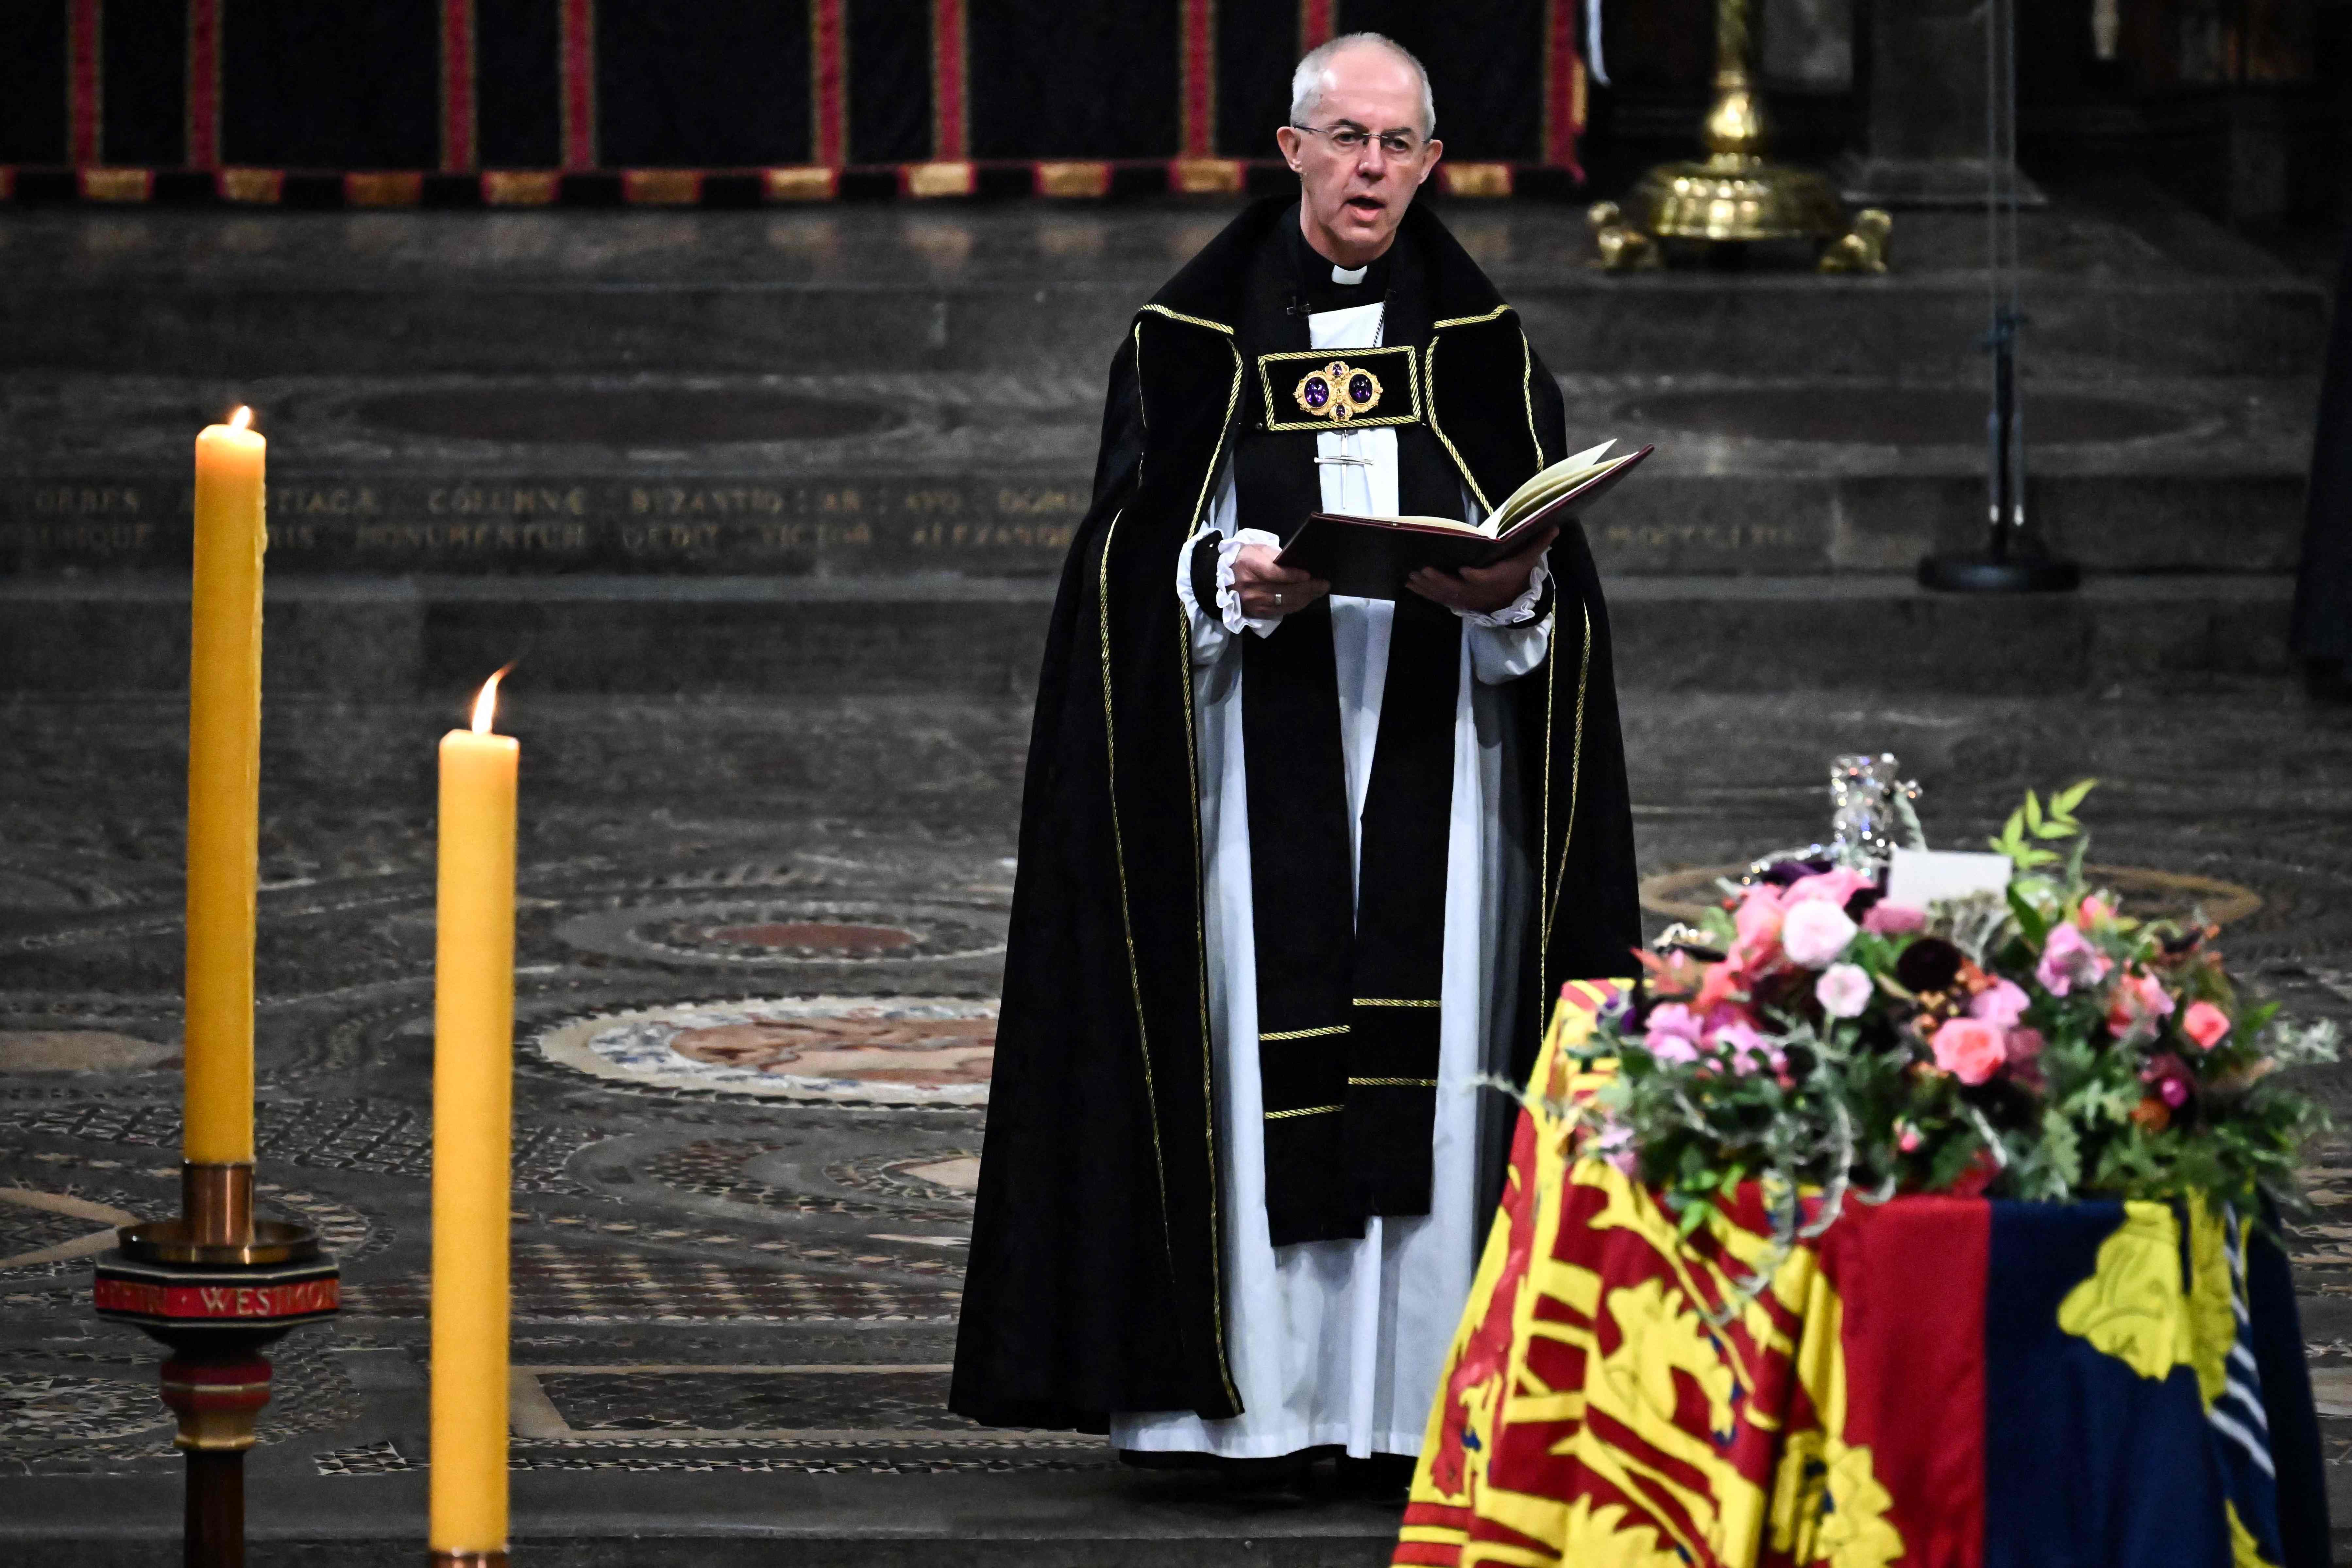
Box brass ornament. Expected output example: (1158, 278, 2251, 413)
(1292, 360, 1384, 424)
(1594, 0, 1889, 273)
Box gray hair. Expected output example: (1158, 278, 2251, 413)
(1290, 33, 1435, 141)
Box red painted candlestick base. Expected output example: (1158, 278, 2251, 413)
(92, 1162, 340, 1568)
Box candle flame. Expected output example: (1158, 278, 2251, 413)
(228, 406, 254, 431)
(470, 665, 513, 734)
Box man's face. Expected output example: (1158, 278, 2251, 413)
(1276, 46, 1442, 267)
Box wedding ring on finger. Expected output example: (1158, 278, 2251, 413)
(1274, 591, 1284, 608)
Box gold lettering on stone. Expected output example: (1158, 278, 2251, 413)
(995, 487, 1085, 515)
(1601, 522, 1802, 552)
(630, 486, 791, 517)
(0, 521, 156, 552)
(905, 520, 1075, 550)
(621, 523, 723, 553)
(428, 486, 588, 517)
(28, 486, 143, 516)
(352, 521, 587, 553)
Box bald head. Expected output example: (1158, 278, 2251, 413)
(1290, 33, 1434, 141)
(1277, 32, 1444, 267)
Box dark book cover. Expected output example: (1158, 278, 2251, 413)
(1276, 445, 1653, 599)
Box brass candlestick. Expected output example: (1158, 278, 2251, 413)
(94, 1161, 340, 1568)
(1593, 0, 1888, 272)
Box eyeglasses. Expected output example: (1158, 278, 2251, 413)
(1290, 123, 1424, 159)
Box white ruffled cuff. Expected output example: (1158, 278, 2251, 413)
(1457, 558, 1551, 628)
(1218, 528, 1285, 637)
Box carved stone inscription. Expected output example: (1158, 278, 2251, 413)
(1, 477, 1096, 574)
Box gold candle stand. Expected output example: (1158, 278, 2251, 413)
(1591, 0, 1889, 272)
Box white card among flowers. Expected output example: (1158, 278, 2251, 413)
(1885, 847, 2013, 912)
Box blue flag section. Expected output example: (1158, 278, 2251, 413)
(1984, 1200, 2324, 1568)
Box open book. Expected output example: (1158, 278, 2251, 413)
(1274, 440, 1653, 600)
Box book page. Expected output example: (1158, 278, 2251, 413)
(1490, 446, 1622, 533)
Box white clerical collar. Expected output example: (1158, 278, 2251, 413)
(1331, 262, 1367, 285)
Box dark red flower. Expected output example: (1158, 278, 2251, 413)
(1895, 937, 1965, 996)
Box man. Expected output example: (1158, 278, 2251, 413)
(951, 34, 1639, 1464)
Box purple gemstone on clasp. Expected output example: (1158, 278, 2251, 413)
(1303, 376, 1330, 408)
(1348, 373, 1375, 405)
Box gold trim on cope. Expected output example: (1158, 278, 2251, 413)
(1139, 302, 1235, 336)
(1265, 1105, 1343, 1120)
(1542, 603, 1595, 950)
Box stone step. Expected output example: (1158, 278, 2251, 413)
(0, 203, 2324, 384)
(0, 372, 2312, 580)
(1, 575, 2297, 698)
(13, 1468, 1408, 1568)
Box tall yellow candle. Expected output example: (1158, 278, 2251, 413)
(184, 407, 266, 1169)
(430, 670, 518, 1557)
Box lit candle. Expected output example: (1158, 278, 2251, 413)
(184, 407, 266, 1169)
(430, 669, 517, 1558)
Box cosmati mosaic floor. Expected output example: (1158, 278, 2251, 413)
(3, 683, 2351, 1511)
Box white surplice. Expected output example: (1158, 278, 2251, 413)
(1110, 297, 1553, 1459)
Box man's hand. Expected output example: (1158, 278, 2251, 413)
(1406, 525, 1556, 616)
(1230, 544, 1330, 620)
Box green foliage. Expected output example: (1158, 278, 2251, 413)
(1989, 778, 2096, 869)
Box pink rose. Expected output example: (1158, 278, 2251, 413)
(2181, 1001, 2230, 1051)
(2005, 1027, 2045, 1063)
(1786, 868, 1874, 909)
(2035, 923, 2112, 998)
(1733, 885, 1785, 954)
(1643, 1003, 1703, 1064)
(2077, 895, 2116, 928)
(1863, 902, 1927, 936)
(1815, 963, 1873, 1019)
(1930, 1016, 2007, 1085)
(1895, 1121, 1922, 1153)
(1968, 979, 2031, 1030)
(2105, 971, 2175, 1041)
(1781, 899, 1859, 968)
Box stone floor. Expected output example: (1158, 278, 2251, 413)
(3, 680, 2352, 1561)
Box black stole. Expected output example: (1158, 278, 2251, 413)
(1235, 221, 1465, 1246)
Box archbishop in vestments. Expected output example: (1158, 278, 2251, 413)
(951, 34, 1640, 1461)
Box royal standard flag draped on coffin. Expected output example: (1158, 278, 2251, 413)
(1395, 983, 2329, 1568)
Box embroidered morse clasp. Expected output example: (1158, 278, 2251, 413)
(1256, 344, 1420, 434)
(1293, 360, 1384, 424)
